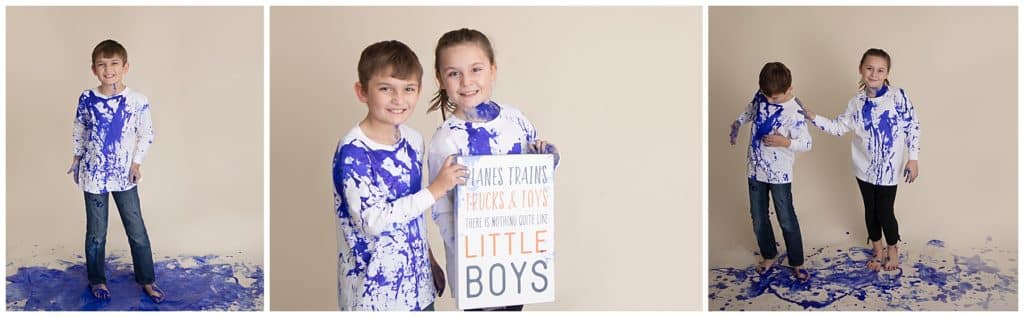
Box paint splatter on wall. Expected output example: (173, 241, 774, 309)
(7, 254, 262, 311)
(709, 239, 1016, 310)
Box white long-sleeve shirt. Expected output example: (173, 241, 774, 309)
(427, 101, 547, 297)
(332, 124, 436, 311)
(735, 91, 812, 184)
(811, 86, 921, 186)
(72, 87, 154, 194)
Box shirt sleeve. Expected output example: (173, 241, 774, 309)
(735, 98, 756, 126)
(333, 141, 435, 237)
(898, 89, 921, 160)
(132, 103, 154, 164)
(72, 95, 88, 157)
(427, 135, 458, 252)
(811, 100, 858, 137)
(787, 113, 813, 152)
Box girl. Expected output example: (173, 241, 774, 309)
(426, 28, 559, 311)
(802, 48, 921, 272)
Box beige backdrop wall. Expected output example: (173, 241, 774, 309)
(709, 7, 1017, 267)
(270, 6, 702, 310)
(6, 7, 264, 264)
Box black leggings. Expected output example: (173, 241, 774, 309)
(856, 178, 900, 246)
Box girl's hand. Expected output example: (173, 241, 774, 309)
(428, 155, 468, 199)
(530, 140, 560, 167)
(762, 133, 791, 148)
(67, 157, 81, 185)
(904, 160, 919, 183)
(729, 121, 741, 145)
(794, 97, 815, 120)
(130, 163, 142, 184)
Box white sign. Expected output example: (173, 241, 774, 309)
(455, 154, 555, 310)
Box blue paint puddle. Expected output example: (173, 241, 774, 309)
(7, 255, 263, 311)
(710, 240, 1017, 310)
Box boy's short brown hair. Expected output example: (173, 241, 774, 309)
(758, 62, 791, 96)
(92, 39, 128, 64)
(357, 40, 423, 91)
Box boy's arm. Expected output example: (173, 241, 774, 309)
(72, 97, 87, 158)
(730, 99, 756, 145)
(333, 143, 436, 237)
(132, 104, 154, 164)
(787, 114, 813, 152)
(428, 140, 458, 253)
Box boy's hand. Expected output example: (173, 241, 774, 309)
(729, 121, 741, 145)
(429, 250, 446, 297)
(130, 163, 142, 184)
(904, 160, 919, 183)
(67, 157, 81, 185)
(762, 133, 791, 148)
(428, 155, 467, 199)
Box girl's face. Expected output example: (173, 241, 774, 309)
(859, 55, 889, 90)
(438, 43, 496, 111)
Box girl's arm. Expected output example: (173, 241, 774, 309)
(132, 103, 154, 164)
(333, 143, 436, 237)
(898, 88, 921, 160)
(810, 101, 858, 137)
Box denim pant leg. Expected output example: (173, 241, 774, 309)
(769, 183, 804, 267)
(112, 187, 156, 284)
(747, 178, 777, 260)
(84, 192, 110, 285)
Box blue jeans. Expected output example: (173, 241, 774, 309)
(747, 178, 804, 267)
(84, 186, 155, 285)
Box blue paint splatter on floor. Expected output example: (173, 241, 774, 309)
(710, 239, 1017, 310)
(7, 255, 263, 311)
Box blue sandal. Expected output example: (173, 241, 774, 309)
(90, 284, 111, 300)
(144, 284, 166, 304)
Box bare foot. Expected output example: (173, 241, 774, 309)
(884, 245, 900, 271)
(867, 240, 884, 271)
(756, 258, 774, 275)
(143, 283, 165, 303)
(89, 283, 110, 300)
(792, 266, 809, 282)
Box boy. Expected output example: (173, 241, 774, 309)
(67, 39, 164, 302)
(332, 40, 467, 311)
(728, 62, 812, 281)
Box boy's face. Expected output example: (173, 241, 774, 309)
(355, 69, 421, 127)
(766, 86, 794, 104)
(91, 54, 129, 87)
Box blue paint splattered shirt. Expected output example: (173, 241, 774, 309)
(735, 91, 812, 184)
(332, 124, 437, 311)
(811, 86, 921, 186)
(72, 88, 154, 194)
(427, 101, 541, 297)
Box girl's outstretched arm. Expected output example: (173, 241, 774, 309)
(810, 100, 857, 137)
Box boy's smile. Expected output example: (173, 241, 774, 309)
(356, 69, 420, 128)
(92, 55, 129, 90)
